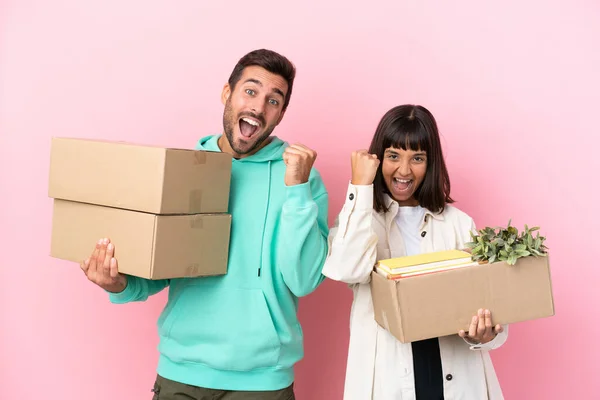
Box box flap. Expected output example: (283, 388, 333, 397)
(371, 271, 405, 342)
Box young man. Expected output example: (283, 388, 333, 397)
(80, 49, 329, 399)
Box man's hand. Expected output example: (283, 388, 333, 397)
(283, 144, 317, 186)
(458, 308, 503, 344)
(80, 238, 127, 293)
(351, 149, 380, 185)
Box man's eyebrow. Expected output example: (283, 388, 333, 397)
(243, 78, 262, 86)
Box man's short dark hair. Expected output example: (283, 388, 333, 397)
(368, 104, 454, 214)
(227, 49, 296, 111)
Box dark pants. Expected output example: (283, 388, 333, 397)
(412, 338, 444, 400)
(151, 375, 295, 400)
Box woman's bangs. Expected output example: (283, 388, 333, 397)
(384, 120, 430, 153)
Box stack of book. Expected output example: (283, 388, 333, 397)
(375, 249, 479, 280)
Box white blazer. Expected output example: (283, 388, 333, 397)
(322, 183, 507, 400)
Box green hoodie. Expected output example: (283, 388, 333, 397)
(109, 134, 329, 391)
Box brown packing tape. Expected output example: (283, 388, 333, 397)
(189, 214, 203, 229)
(186, 263, 200, 276)
(189, 190, 202, 213)
(193, 148, 232, 169)
(193, 151, 207, 165)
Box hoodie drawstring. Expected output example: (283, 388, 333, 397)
(257, 160, 272, 277)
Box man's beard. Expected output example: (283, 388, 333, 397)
(222, 100, 275, 156)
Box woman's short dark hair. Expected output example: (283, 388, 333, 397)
(368, 104, 454, 214)
(227, 49, 296, 111)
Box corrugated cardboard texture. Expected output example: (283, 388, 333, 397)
(48, 137, 232, 214)
(371, 256, 555, 343)
(50, 199, 231, 279)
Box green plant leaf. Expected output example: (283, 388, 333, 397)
(467, 220, 547, 265)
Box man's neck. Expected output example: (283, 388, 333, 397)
(217, 135, 238, 158)
(217, 134, 272, 159)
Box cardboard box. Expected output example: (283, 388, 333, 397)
(371, 255, 555, 343)
(48, 137, 232, 214)
(50, 199, 231, 279)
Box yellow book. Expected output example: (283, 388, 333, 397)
(375, 261, 479, 280)
(377, 249, 473, 275)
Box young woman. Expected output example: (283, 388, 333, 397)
(322, 105, 508, 400)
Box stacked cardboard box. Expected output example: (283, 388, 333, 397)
(371, 250, 555, 343)
(48, 137, 233, 280)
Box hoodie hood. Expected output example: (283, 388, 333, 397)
(195, 134, 287, 163)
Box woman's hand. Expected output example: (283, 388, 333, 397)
(351, 150, 380, 185)
(458, 308, 503, 344)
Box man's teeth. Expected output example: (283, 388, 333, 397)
(242, 118, 259, 127)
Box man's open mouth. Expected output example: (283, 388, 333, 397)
(239, 117, 261, 138)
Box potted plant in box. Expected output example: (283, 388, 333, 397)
(466, 220, 548, 265)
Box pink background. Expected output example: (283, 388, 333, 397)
(1, 1, 599, 399)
